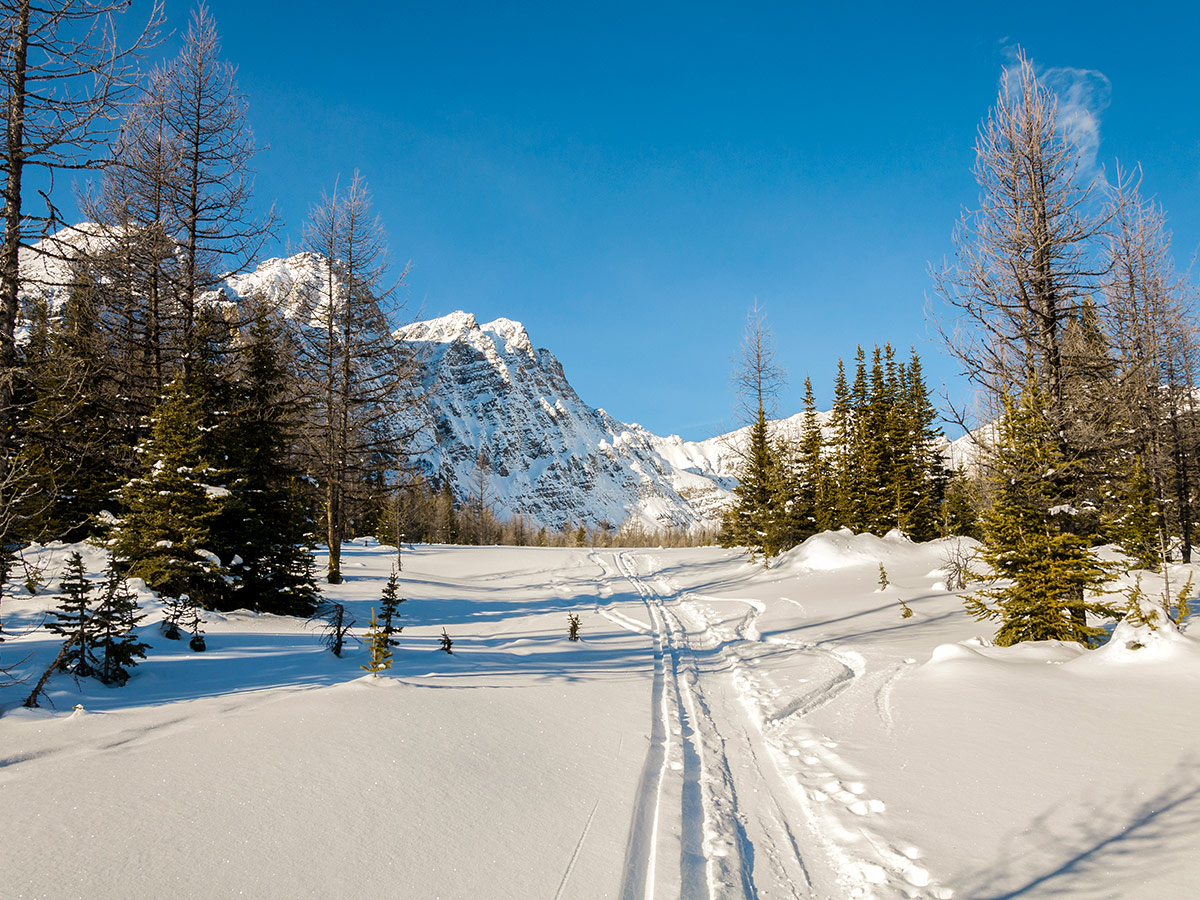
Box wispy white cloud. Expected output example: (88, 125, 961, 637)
(1042, 65, 1112, 174)
(1000, 45, 1112, 179)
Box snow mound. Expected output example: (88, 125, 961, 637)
(924, 618, 1200, 672)
(925, 637, 1088, 669)
(1068, 619, 1200, 670)
(776, 528, 915, 573)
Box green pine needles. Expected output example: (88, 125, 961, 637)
(361, 607, 393, 675)
(965, 384, 1122, 646)
(45, 552, 148, 685)
(379, 567, 407, 647)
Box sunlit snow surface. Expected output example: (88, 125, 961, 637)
(2, 535, 1198, 899)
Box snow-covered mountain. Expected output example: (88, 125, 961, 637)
(392, 311, 738, 531)
(23, 235, 978, 533)
(228, 255, 743, 531)
(228, 254, 989, 532)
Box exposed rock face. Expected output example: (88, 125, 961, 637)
(393, 311, 733, 531)
(230, 255, 979, 532)
(22, 232, 975, 533)
(226, 253, 743, 531)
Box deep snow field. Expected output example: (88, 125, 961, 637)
(1, 533, 1198, 900)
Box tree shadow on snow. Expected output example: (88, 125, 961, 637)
(3, 596, 657, 714)
(958, 760, 1200, 899)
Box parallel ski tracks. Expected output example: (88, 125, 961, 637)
(614, 551, 758, 900)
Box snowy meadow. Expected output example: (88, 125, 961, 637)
(2, 535, 1197, 900)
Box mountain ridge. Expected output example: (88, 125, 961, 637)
(22, 235, 974, 533)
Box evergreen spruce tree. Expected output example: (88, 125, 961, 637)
(859, 345, 893, 532)
(1106, 456, 1161, 571)
(720, 301, 788, 561)
(940, 469, 982, 539)
(966, 383, 1120, 646)
(840, 347, 871, 531)
(361, 608, 392, 675)
(828, 358, 854, 529)
(109, 376, 231, 610)
(720, 403, 783, 559)
(46, 552, 96, 676)
(160, 595, 188, 640)
(769, 436, 810, 552)
(215, 308, 319, 615)
(795, 377, 829, 535)
(90, 559, 149, 685)
(893, 350, 947, 541)
(379, 567, 406, 647)
(183, 603, 207, 652)
(16, 278, 136, 544)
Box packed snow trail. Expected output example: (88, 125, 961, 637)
(614, 551, 757, 900)
(609, 551, 953, 900)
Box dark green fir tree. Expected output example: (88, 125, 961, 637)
(965, 383, 1121, 646)
(794, 376, 829, 535)
(109, 376, 231, 610)
(720, 403, 784, 560)
(215, 308, 319, 615)
(940, 468, 982, 539)
(892, 350, 947, 541)
(90, 559, 149, 685)
(46, 551, 95, 676)
(379, 566, 407, 647)
(16, 278, 135, 544)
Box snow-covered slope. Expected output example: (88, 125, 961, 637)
(3, 538, 1198, 899)
(393, 311, 732, 531)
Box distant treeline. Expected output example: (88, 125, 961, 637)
(377, 479, 720, 550)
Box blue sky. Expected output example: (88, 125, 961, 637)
(129, 1, 1200, 440)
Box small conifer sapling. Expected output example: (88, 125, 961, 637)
(1171, 573, 1194, 628)
(160, 595, 189, 640)
(361, 607, 393, 676)
(877, 563, 890, 591)
(439, 628, 453, 654)
(313, 601, 355, 657)
(568, 612, 581, 641)
(180, 603, 206, 652)
(46, 551, 95, 676)
(91, 560, 149, 685)
(379, 567, 406, 647)
(19, 552, 46, 595)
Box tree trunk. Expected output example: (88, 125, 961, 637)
(0, 0, 30, 505)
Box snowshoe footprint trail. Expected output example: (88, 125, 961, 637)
(613, 551, 952, 900)
(726, 635, 952, 898)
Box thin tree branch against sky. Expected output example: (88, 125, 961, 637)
(67, 0, 1200, 440)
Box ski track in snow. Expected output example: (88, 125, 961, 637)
(612, 552, 953, 900)
(614, 551, 758, 900)
(553, 798, 602, 900)
(597, 606, 653, 635)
